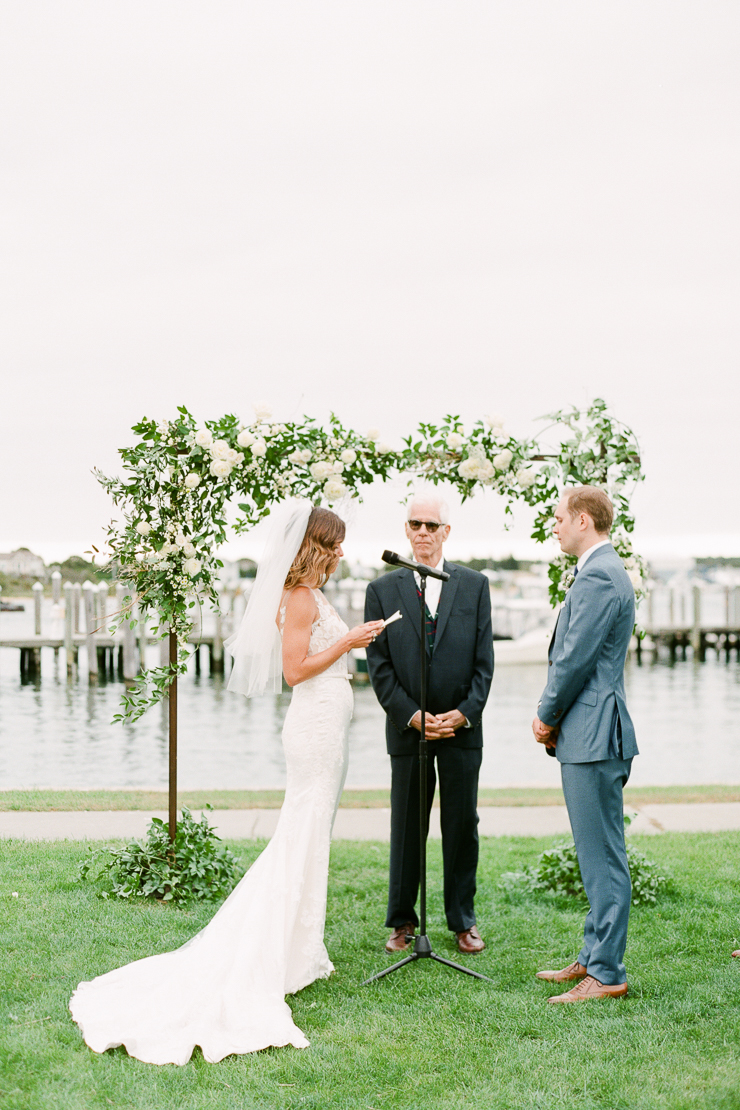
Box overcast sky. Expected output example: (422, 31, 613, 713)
(1, 1, 738, 568)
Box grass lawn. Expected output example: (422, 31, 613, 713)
(1, 834, 740, 1109)
(3, 784, 740, 811)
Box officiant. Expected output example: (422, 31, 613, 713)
(365, 492, 494, 955)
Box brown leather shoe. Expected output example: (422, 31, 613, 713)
(548, 975, 628, 1004)
(536, 960, 588, 982)
(385, 923, 415, 953)
(457, 926, 485, 954)
(732, 951, 740, 958)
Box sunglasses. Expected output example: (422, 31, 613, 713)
(407, 519, 444, 533)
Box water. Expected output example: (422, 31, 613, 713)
(1, 644, 739, 789)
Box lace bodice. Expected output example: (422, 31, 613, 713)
(279, 589, 351, 681)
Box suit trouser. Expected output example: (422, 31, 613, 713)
(560, 756, 633, 985)
(386, 744, 482, 933)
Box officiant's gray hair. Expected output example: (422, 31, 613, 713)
(406, 489, 450, 525)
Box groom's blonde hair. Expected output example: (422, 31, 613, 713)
(564, 487, 613, 535)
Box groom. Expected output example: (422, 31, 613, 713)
(532, 486, 639, 1003)
(365, 492, 493, 954)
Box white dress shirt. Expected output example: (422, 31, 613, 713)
(413, 555, 445, 617)
(576, 539, 611, 573)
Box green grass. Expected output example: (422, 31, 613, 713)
(3, 784, 740, 811)
(2, 835, 740, 1108)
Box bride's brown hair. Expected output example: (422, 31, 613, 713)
(284, 507, 346, 590)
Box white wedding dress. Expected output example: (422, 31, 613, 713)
(70, 590, 352, 1064)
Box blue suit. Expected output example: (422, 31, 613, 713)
(538, 543, 638, 983)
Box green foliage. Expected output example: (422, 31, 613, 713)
(77, 806, 244, 904)
(498, 816, 670, 907)
(99, 398, 646, 720)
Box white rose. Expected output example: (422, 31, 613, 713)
(340, 449, 357, 465)
(262, 425, 277, 438)
(288, 451, 305, 465)
(366, 428, 380, 442)
(162, 542, 179, 555)
(184, 558, 202, 576)
(458, 458, 481, 480)
(484, 413, 505, 430)
(251, 439, 267, 457)
(174, 533, 187, 548)
(517, 470, 536, 489)
(195, 429, 213, 447)
(210, 459, 233, 478)
(492, 449, 514, 471)
(324, 477, 348, 501)
(237, 429, 256, 448)
(135, 521, 152, 536)
(145, 550, 160, 563)
(627, 568, 643, 589)
(210, 439, 231, 460)
(184, 472, 201, 489)
(225, 448, 241, 465)
(446, 432, 464, 451)
(299, 449, 313, 462)
(253, 403, 272, 422)
(332, 460, 345, 473)
(310, 461, 334, 480)
(183, 542, 197, 557)
(376, 442, 393, 455)
(277, 424, 288, 434)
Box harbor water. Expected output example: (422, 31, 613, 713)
(1, 643, 739, 790)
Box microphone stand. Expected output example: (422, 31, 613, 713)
(363, 567, 493, 986)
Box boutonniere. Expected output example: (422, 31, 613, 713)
(564, 572, 576, 591)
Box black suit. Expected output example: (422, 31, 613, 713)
(365, 562, 493, 932)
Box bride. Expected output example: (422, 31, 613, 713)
(70, 501, 385, 1064)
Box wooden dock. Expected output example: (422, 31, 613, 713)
(638, 584, 740, 662)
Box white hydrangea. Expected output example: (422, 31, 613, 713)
(340, 449, 357, 464)
(492, 449, 514, 471)
(477, 459, 495, 483)
(157, 420, 170, 435)
(237, 429, 256, 448)
(366, 428, 380, 441)
(210, 459, 233, 478)
(251, 439, 267, 457)
(310, 460, 334, 481)
(458, 458, 481, 480)
(324, 476, 348, 501)
(446, 432, 464, 451)
(484, 413, 505, 431)
(195, 429, 213, 447)
(253, 403, 272, 422)
(184, 558, 202, 576)
(135, 521, 152, 536)
(376, 442, 393, 455)
(184, 472, 201, 489)
(517, 470, 536, 489)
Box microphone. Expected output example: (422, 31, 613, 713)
(382, 550, 450, 581)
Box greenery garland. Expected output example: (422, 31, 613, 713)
(95, 397, 646, 721)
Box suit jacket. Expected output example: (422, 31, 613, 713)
(538, 543, 639, 764)
(364, 562, 494, 755)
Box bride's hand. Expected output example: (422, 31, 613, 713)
(345, 620, 386, 649)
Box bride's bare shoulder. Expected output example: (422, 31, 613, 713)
(282, 585, 319, 624)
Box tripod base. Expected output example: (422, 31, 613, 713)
(362, 933, 495, 985)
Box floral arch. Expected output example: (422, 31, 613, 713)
(97, 397, 646, 722)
